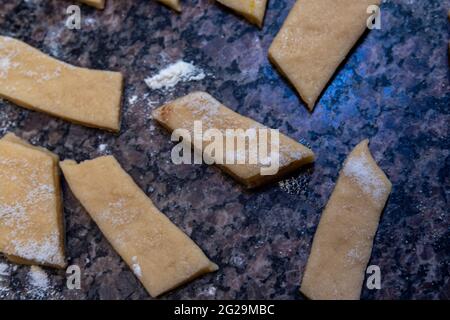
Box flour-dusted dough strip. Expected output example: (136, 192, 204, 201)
(152, 91, 315, 188)
(217, 0, 268, 28)
(79, 0, 105, 9)
(300, 140, 392, 300)
(0, 36, 123, 132)
(269, 0, 381, 110)
(157, 0, 181, 12)
(0, 133, 65, 269)
(60, 156, 218, 297)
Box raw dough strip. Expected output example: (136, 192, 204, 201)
(60, 156, 218, 297)
(0, 133, 66, 269)
(79, 0, 105, 9)
(300, 140, 392, 300)
(217, 0, 268, 28)
(152, 91, 315, 188)
(157, 0, 182, 12)
(0, 36, 123, 132)
(269, 0, 381, 110)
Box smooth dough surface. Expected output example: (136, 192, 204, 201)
(300, 140, 392, 300)
(79, 0, 105, 9)
(0, 133, 65, 268)
(60, 156, 218, 297)
(269, 0, 381, 110)
(157, 0, 181, 12)
(152, 91, 315, 188)
(217, 0, 268, 27)
(0, 36, 123, 132)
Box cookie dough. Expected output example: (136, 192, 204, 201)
(0, 36, 123, 132)
(60, 156, 218, 297)
(157, 0, 181, 12)
(217, 0, 268, 28)
(300, 140, 392, 300)
(269, 0, 381, 110)
(152, 91, 315, 188)
(0, 133, 65, 269)
(79, 0, 105, 9)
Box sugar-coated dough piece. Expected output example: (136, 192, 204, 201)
(300, 140, 392, 300)
(0, 133, 65, 269)
(79, 0, 105, 9)
(0, 36, 123, 132)
(269, 0, 381, 110)
(217, 0, 268, 28)
(60, 156, 218, 297)
(152, 91, 315, 188)
(157, 0, 181, 12)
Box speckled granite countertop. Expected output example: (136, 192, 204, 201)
(0, 0, 448, 300)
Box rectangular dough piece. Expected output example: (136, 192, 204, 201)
(216, 0, 268, 28)
(79, 0, 105, 9)
(0, 133, 65, 269)
(0, 36, 123, 132)
(157, 0, 182, 12)
(269, 0, 381, 110)
(152, 91, 315, 188)
(300, 140, 392, 300)
(60, 156, 218, 297)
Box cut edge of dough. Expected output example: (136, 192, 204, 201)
(216, 0, 268, 28)
(268, 49, 316, 111)
(79, 0, 106, 10)
(158, 0, 182, 13)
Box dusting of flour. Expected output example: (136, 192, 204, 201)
(343, 153, 387, 202)
(131, 256, 142, 278)
(0, 56, 11, 78)
(144, 60, 205, 91)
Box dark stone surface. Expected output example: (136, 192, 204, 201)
(0, 0, 449, 300)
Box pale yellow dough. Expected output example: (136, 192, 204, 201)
(60, 156, 218, 297)
(152, 91, 315, 188)
(300, 140, 392, 300)
(0, 36, 123, 132)
(0, 133, 65, 269)
(269, 0, 381, 110)
(157, 0, 181, 12)
(79, 0, 105, 9)
(217, 0, 268, 28)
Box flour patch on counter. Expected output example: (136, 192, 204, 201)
(128, 95, 138, 105)
(144, 60, 205, 91)
(0, 263, 9, 277)
(98, 143, 108, 153)
(28, 266, 49, 289)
